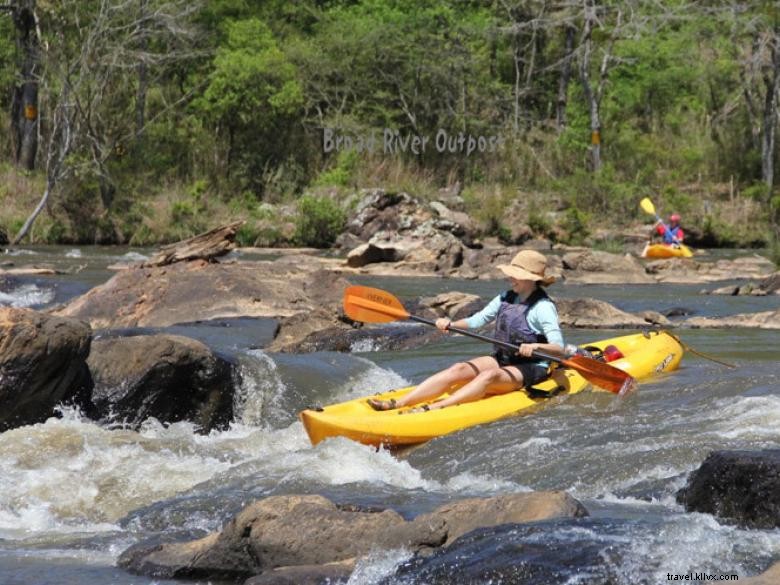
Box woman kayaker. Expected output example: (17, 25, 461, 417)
(367, 250, 565, 413)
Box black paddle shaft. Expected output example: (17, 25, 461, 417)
(408, 315, 563, 364)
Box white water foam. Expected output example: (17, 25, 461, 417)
(233, 350, 288, 427)
(0, 283, 55, 308)
(347, 548, 414, 585)
(616, 512, 780, 583)
(64, 249, 82, 258)
(116, 251, 148, 262)
(704, 395, 780, 441)
(0, 408, 235, 539)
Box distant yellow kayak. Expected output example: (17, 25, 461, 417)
(641, 243, 694, 259)
(300, 330, 683, 448)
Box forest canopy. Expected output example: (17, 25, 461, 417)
(1, 0, 779, 252)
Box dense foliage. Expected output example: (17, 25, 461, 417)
(0, 0, 778, 252)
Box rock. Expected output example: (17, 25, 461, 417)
(685, 309, 780, 329)
(86, 334, 235, 432)
(676, 450, 780, 529)
(706, 284, 740, 295)
(706, 271, 780, 296)
(0, 266, 61, 276)
(119, 495, 447, 581)
(0, 308, 92, 431)
(556, 298, 649, 328)
(386, 518, 616, 585)
(756, 271, 780, 294)
(120, 491, 588, 583)
(562, 250, 653, 284)
(416, 292, 483, 320)
(0, 227, 7, 245)
(518, 238, 553, 251)
(272, 323, 443, 354)
(430, 201, 477, 239)
(736, 562, 780, 585)
(648, 255, 775, 283)
(243, 559, 355, 585)
(54, 260, 351, 330)
(345, 243, 402, 267)
(417, 491, 588, 546)
(637, 310, 672, 326)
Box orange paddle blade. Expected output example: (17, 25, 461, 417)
(343, 285, 410, 323)
(566, 355, 637, 395)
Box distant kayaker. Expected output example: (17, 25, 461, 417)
(367, 250, 565, 413)
(653, 213, 685, 245)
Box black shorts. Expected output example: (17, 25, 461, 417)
(492, 351, 549, 387)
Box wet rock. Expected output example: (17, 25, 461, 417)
(685, 309, 780, 329)
(662, 307, 696, 318)
(556, 298, 649, 328)
(243, 559, 355, 585)
(0, 308, 92, 431)
(54, 260, 351, 329)
(562, 250, 653, 284)
(637, 310, 672, 327)
(706, 271, 780, 296)
(416, 491, 588, 546)
(120, 492, 588, 583)
(119, 494, 447, 581)
(273, 323, 443, 354)
(738, 562, 780, 585)
(385, 518, 616, 585)
(86, 333, 235, 431)
(676, 450, 780, 529)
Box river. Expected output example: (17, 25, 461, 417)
(1, 246, 778, 584)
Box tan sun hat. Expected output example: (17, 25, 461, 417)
(497, 250, 555, 285)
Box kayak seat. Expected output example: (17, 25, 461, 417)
(525, 385, 566, 399)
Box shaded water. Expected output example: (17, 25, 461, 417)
(1, 246, 779, 584)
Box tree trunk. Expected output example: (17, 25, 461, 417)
(10, 0, 39, 170)
(761, 32, 780, 191)
(557, 24, 576, 131)
(144, 221, 246, 267)
(135, 0, 149, 137)
(579, 2, 601, 171)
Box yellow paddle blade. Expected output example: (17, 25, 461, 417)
(640, 197, 656, 216)
(343, 286, 410, 323)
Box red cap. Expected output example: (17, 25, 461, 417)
(670, 213, 681, 222)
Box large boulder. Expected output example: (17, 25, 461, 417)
(685, 309, 780, 329)
(562, 250, 653, 284)
(54, 260, 351, 329)
(119, 495, 447, 581)
(385, 518, 616, 585)
(0, 308, 92, 431)
(86, 334, 235, 431)
(676, 450, 780, 529)
(556, 298, 650, 328)
(119, 491, 587, 583)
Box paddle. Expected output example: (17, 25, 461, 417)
(640, 197, 683, 246)
(343, 285, 637, 395)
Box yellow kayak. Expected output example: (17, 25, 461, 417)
(300, 330, 683, 448)
(641, 242, 694, 259)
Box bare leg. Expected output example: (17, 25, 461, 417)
(394, 355, 498, 408)
(426, 366, 524, 410)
